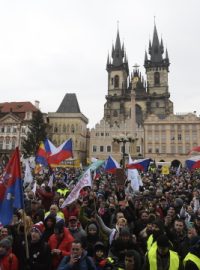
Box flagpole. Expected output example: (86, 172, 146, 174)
(22, 210, 30, 259)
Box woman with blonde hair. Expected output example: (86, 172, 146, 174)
(96, 214, 127, 245)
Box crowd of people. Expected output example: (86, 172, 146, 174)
(0, 163, 200, 270)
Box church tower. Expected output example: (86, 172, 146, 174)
(144, 24, 173, 116)
(104, 30, 130, 126)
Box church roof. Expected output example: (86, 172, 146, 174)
(57, 93, 81, 113)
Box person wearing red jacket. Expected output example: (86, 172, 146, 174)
(0, 237, 18, 270)
(48, 220, 74, 270)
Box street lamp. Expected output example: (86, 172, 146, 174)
(112, 134, 136, 169)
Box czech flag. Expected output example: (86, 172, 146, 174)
(126, 158, 150, 172)
(35, 139, 55, 166)
(105, 156, 120, 174)
(185, 156, 200, 170)
(0, 147, 24, 225)
(48, 138, 73, 165)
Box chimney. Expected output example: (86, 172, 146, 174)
(35, 100, 40, 109)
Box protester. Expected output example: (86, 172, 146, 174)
(48, 220, 74, 270)
(28, 222, 51, 270)
(57, 240, 96, 270)
(183, 236, 200, 270)
(1, 155, 200, 270)
(0, 237, 19, 270)
(143, 234, 181, 270)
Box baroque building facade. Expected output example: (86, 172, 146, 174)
(89, 25, 200, 165)
(0, 101, 39, 163)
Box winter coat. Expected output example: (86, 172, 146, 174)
(28, 239, 51, 270)
(48, 227, 74, 270)
(57, 250, 96, 270)
(0, 250, 19, 270)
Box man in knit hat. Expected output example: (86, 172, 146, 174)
(0, 237, 19, 270)
(28, 222, 51, 270)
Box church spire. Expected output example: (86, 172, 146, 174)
(151, 24, 163, 62)
(144, 23, 170, 70)
(112, 30, 124, 66)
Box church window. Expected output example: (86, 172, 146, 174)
(114, 75, 119, 88)
(101, 133, 104, 136)
(154, 72, 160, 85)
(71, 125, 75, 133)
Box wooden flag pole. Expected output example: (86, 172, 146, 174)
(22, 209, 30, 259)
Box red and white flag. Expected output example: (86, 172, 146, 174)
(61, 168, 92, 208)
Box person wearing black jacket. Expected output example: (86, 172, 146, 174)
(28, 222, 51, 270)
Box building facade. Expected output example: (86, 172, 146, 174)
(47, 93, 89, 165)
(89, 25, 200, 166)
(0, 101, 39, 163)
(144, 113, 200, 164)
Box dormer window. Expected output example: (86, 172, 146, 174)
(25, 111, 32, 120)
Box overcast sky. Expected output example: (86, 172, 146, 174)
(0, 0, 199, 128)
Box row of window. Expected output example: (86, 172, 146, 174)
(148, 145, 193, 154)
(95, 132, 110, 137)
(51, 124, 83, 134)
(146, 125, 198, 131)
(147, 132, 197, 142)
(0, 138, 17, 150)
(92, 145, 112, 153)
(92, 145, 141, 153)
(0, 126, 26, 134)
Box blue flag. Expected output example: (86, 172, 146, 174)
(0, 147, 24, 225)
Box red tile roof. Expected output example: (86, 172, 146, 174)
(0, 102, 38, 113)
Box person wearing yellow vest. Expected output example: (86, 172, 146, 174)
(183, 236, 200, 270)
(143, 235, 181, 270)
(45, 204, 65, 223)
(146, 220, 164, 252)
